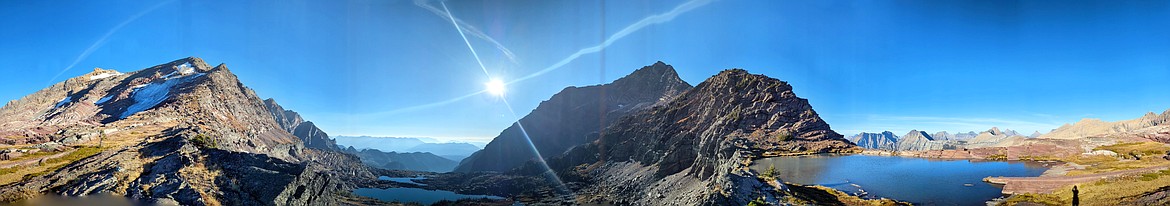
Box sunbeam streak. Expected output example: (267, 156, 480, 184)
(377, 0, 713, 115)
(415, 0, 519, 65)
(500, 97, 572, 195)
(442, 1, 573, 196)
(507, 0, 712, 85)
(45, 0, 174, 86)
(441, 1, 491, 77)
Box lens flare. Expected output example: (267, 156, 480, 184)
(485, 79, 506, 96)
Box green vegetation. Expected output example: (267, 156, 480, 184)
(191, 134, 218, 149)
(775, 131, 792, 141)
(747, 197, 769, 206)
(987, 154, 1008, 160)
(761, 164, 777, 180)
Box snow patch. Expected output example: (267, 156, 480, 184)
(95, 95, 113, 105)
(178, 62, 195, 75)
(161, 62, 196, 80)
(89, 71, 122, 80)
(54, 96, 72, 108)
(120, 73, 204, 118)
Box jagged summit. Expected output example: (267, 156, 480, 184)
(904, 130, 934, 141)
(988, 127, 1003, 135)
(849, 131, 899, 150)
(612, 60, 686, 84)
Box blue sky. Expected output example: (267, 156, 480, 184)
(2, 0, 1169, 142)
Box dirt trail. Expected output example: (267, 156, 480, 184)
(985, 164, 1170, 194)
(0, 148, 75, 169)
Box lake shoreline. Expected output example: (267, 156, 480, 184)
(751, 153, 1050, 205)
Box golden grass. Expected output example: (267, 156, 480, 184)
(179, 160, 222, 206)
(1004, 169, 1170, 206)
(0, 161, 71, 186)
(0, 151, 59, 172)
(0, 146, 105, 186)
(25, 146, 104, 178)
(1097, 142, 1170, 157)
(1059, 142, 1170, 176)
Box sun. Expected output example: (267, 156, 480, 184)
(485, 79, 506, 96)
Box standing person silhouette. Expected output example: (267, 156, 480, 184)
(1072, 185, 1080, 206)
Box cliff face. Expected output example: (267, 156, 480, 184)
(264, 98, 340, 151)
(849, 131, 898, 150)
(454, 61, 692, 172)
(0, 57, 374, 205)
(896, 130, 950, 151)
(539, 68, 855, 205)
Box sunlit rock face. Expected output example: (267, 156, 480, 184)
(896, 130, 941, 151)
(454, 61, 692, 173)
(848, 131, 899, 150)
(0, 57, 373, 205)
(1041, 111, 1170, 139)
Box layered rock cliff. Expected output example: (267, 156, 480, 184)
(896, 130, 951, 151)
(848, 131, 899, 150)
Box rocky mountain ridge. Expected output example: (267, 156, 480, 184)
(1040, 110, 1170, 139)
(848, 131, 898, 150)
(335, 136, 481, 161)
(0, 57, 375, 205)
(454, 61, 693, 172)
(847, 127, 1029, 151)
(342, 147, 458, 172)
(524, 68, 855, 205)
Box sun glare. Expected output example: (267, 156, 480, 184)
(485, 79, 506, 96)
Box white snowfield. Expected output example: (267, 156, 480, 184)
(120, 64, 206, 118)
(89, 71, 123, 80)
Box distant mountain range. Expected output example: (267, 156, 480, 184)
(1040, 110, 1170, 139)
(340, 147, 458, 172)
(848, 127, 1035, 151)
(334, 136, 481, 161)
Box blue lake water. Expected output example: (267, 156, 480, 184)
(750, 154, 1050, 205)
(357, 176, 505, 205)
(378, 176, 427, 186)
(354, 187, 505, 205)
